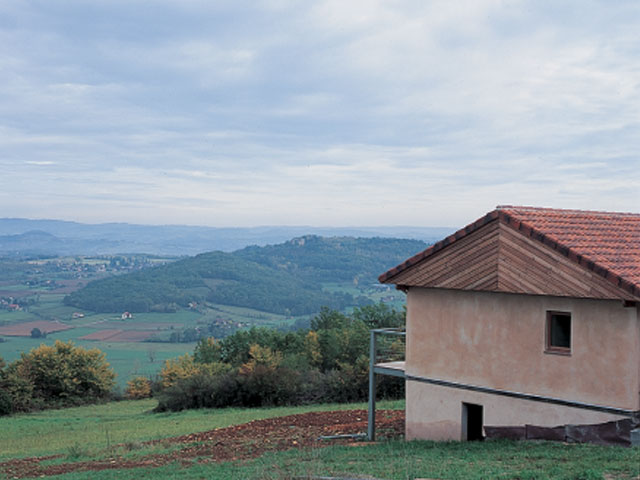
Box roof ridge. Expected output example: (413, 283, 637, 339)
(497, 205, 640, 217)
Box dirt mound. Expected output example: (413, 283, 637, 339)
(0, 409, 404, 478)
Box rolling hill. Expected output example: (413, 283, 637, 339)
(0, 218, 451, 256)
(63, 236, 428, 315)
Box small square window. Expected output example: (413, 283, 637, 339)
(546, 311, 571, 354)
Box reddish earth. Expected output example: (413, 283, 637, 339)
(79, 329, 124, 341)
(96, 321, 185, 330)
(105, 330, 156, 342)
(0, 290, 33, 299)
(0, 409, 404, 478)
(0, 320, 72, 336)
(79, 330, 156, 342)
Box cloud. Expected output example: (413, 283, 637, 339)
(0, 0, 638, 227)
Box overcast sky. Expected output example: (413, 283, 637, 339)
(1, 0, 638, 228)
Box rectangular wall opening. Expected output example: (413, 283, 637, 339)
(462, 402, 484, 441)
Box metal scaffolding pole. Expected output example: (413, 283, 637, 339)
(367, 330, 377, 441)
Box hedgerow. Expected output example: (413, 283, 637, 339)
(155, 304, 405, 412)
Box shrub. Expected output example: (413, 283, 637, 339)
(154, 372, 241, 412)
(159, 354, 200, 389)
(5, 341, 116, 409)
(0, 389, 11, 416)
(238, 365, 300, 407)
(153, 305, 406, 413)
(159, 354, 232, 390)
(125, 376, 152, 399)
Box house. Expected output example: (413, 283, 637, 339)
(121, 311, 133, 320)
(378, 206, 640, 442)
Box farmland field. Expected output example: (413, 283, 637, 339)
(0, 253, 406, 387)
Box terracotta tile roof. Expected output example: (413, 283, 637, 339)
(379, 206, 640, 299)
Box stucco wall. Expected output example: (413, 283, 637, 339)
(406, 381, 629, 441)
(405, 288, 640, 440)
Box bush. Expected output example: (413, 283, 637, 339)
(125, 376, 152, 399)
(0, 388, 11, 416)
(159, 354, 200, 389)
(4, 340, 116, 410)
(155, 373, 241, 412)
(153, 305, 406, 413)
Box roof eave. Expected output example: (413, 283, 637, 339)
(379, 208, 640, 300)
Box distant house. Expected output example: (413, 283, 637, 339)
(121, 312, 133, 320)
(379, 206, 640, 441)
(72, 312, 85, 319)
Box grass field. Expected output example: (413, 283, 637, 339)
(0, 398, 404, 460)
(0, 399, 637, 480)
(0, 336, 194, 388)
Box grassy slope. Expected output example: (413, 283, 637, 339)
(1, 400, 638, 480)
(0, 398, 404, 460)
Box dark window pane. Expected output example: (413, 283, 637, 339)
(550, 313, 571, 349)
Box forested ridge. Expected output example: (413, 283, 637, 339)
(64, 236, 427, 315)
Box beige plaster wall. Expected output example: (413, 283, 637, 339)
(405, 288, 640, 423)
(406, 381, 628, 441)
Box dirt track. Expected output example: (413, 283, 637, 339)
(0, 409, 404, 478)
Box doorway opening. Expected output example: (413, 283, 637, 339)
(462, 402, 484, 441)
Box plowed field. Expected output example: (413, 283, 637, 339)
(0, 320, 72, 336)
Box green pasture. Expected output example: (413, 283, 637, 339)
(69, 439, 639, 480)
(0, 310, 32, 323)
(0, 398, 404, 460)
(0, 335, 195, 388)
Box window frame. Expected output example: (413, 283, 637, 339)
(545, 310, 572, 356)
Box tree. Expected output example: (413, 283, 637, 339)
(159, 354, 200, 389)
(30, 327, 44, 339)
(351, 302, 405, 329)
(194, 337, 222, 364)
(311, 307, 349, 331)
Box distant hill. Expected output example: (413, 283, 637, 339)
(63, 236, 429, 315)
(0, 218, 452, 256)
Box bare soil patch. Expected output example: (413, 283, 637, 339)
(107, 330, 156, 341)
(80, 329, 156, 342)
(45, 280, 87, 294)
(0, 409, 404, 478)
(0, 289, 33, 299)
(0, 320, 72, 336)
(79, 329, 124, 341)
(97, 321, 185, 330)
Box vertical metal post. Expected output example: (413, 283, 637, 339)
(367, 330, 377, 441)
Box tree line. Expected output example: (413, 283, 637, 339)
(150, 303, 405, 411)
(0, 303, 405, 416)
